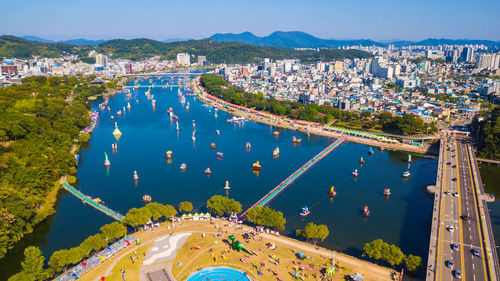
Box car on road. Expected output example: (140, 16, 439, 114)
(452, 269, 462, 278)
(453, 192, 459, 197)
(452, 178, 457, 182)
(447, 226, 455, 232)
(452, 155, 456, 158)
(472, 248, 480, 256)
(447, 162, 451, 165)
(451, 243, 459, 251)
(460, 215, 469, 220)
(446, 260, 454, 268)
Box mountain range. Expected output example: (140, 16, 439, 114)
(20, 35, 189, 45)
(209, 31, 500, 48)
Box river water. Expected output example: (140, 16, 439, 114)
(0, 77, 448, 279)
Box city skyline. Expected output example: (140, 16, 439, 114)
(1, 0, 499, 41)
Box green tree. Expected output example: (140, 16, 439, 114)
(296, 222, 330, 245)
(21, 246, 45, 280)
(206, 195, 242, 216)
(385, 244, 405, 266)
(8, 272, 35, 281)
(100, 222, 127, 242)
(145, 202, 168, 221)
(123, 207, 152, 229)
(78, 132, 90, 143)
(363, 239, 406, 267)
(246, 206, 286, 230)
(405, 254, 422, 272)
(178, 201, 193, 213)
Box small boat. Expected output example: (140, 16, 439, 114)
(362, 205, 370, 216)
(203, 168, 212, 174)
(166, 151, 173, 158)
(246, 142, 252, 150)
(252, 161, 262, 171)
(127, 102, 131, 110)
(111, 115, 114, 120)
(368, 147, 374, 155)
(192, 120, 196, 128)
(176, 121, 179, 131)
(216, 130, 220, 136)
(210, 143, 216, 149)
(360, 157, 365, 164)
(117, 110, 122, 117)
(180, 163, 187, 170)
(383, 188, 391, 196)
(352, 169, 359, 177)
(92, 198, 103, 204)
(133, 170, 139, 181)
(192, 130, 196, 141)
(104, 152, 111, 166)
(273, 147, 280, 157)
(407, 154, 412, 163)
(224, 181, 230, 190)
(300, 206, 311, 217)
(329, 186, 336, 197)
(180, 95, 186, 103)
(402, 171, 411, 178)
(292, 136, 302, 144)
(216, 152, 224, 159)
(142, 195, 152, 203)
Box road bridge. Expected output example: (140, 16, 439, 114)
(426, 131, 499, 280)
(121, 72, 202, 78)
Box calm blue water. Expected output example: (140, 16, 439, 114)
(0, 77, 441, 279)
(187, 267, 250, 281)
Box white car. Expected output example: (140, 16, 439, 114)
(447, 226, 455, 232)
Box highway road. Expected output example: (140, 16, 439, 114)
(434, 133, 489, 280)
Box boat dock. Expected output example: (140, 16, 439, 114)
(240, 138, 345, 218)
(62, 182, 124, 221)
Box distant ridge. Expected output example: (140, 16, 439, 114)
(209, 31, 500, 48)
(21, 35, 105, 46)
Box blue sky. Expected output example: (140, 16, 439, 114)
(1, 0, 499, 41)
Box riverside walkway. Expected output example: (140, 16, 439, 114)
(123, 84, 185, 88)
(62, 182, 124, 221)
(240, 138, 344, 218)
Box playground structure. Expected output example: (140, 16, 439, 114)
(228, 235, 252, 255)
(240, 138, 344, 218)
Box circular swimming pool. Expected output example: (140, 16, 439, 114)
(186, 267, 250, 281)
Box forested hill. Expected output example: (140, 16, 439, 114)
(476, 106, 500, 160)
(0, 35, 372, 63)
(0, 35, 77, 59)
(0, 76, 110, 259)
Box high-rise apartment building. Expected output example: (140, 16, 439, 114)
(176, 53, 190, 65)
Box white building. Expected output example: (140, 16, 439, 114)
(176, 53, 190, 65)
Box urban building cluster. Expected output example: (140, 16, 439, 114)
(1, 44, 498, 126)
(216, 45, 499, 124)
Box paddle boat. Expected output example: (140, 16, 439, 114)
(180, 163, 187, 170)
(407, 154, 412, 163)
(359, 157, 365, 164)
(203, 168, 212, 175)
(292, 136, 302, 144)
(210, 143, 216, 149)
(192, 130, 196, 141)
(352, 169, 359, 177)
(216, 130, 220, 136)
(273, 131, 279, 136)
(368, 147, 374, 155)
(133, 170, 139, 181)
(246, 142, 252, 150)
(224, 181, 230, 190)
(300, 206, 311, 217)
(329, 186, 337, 197)
(127, 102, 131, 110)
(383, 188, 391, 196)
(142, 195, 152, 203)
(192, 120, 196, 128)
(166, 151, 173, 159)
(362, 205, 370, 216)
(402, 171, 411, 178)
(216, 152, 224, 159)
(252, 161, 262, 171)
